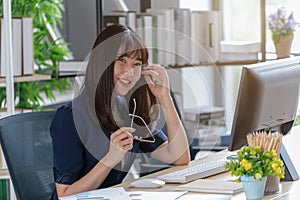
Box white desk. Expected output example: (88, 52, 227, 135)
(118, 126, 300, 199)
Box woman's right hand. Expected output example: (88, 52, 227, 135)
(101, 127, 135, 168)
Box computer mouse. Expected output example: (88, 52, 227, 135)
(226, 154, 238, 160)
(130, 178, 165, 188)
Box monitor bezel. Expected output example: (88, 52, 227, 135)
(228, 57, 300, 151)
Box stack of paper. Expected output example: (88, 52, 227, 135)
(175, 179, 243, 194)
(220, 41, 261, 62)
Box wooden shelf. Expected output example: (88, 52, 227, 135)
(0, 169, 9, 177)
(0, 74, 51, 84)
(167, 60, 261, 69)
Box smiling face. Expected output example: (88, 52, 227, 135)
(114, 55, 142, 96)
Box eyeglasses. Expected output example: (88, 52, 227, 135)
(129, 98, 156, 143)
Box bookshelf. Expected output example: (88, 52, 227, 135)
(102, 0, 267, 69)
(0, 74, 51, 84)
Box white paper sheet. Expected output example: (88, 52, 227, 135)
(127, 191, 187, 200)
(59, 187, 131, 200)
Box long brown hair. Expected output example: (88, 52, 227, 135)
(83, 25, 158, 132)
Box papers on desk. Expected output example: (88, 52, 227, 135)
(177, 193, 232, 200)
(127, 191, 187, 200)
(59, 188, 186, 200)
(59, 187, 131, 200)
(175, 179, 243, 194)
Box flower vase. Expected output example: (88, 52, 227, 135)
(273, 34, 294, 59)
(241, 175, 267, 200)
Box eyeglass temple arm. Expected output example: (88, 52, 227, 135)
(129, 113, 156, 141)
(130, 98, 136, 128)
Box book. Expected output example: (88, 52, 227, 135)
(0, 18, 22, 77)
(110, 10, 137, 30)
(175, 179, 244, 194)
(22, 17, 34, 75)
(12, 18, 22, 76)
(190, 11, 206, 65)
(190, 11, 221, 64)
(174, 8, 191, 66)
(137, 13, 158, 64)
(146, 8, 176, 66)
(0, 179, 10, 200)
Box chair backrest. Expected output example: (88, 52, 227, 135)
(139, 91, 190, 176)
(0, 111, 56, 200)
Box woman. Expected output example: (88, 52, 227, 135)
(50, 25, 190, 199)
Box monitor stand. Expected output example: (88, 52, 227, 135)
(280, 144, 299, 181)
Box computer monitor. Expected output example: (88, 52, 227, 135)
(228, 56, 300, 181)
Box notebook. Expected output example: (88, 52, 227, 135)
(175, 179, 244, 195)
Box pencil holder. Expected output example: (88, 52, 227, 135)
(265, 175, 280, 194)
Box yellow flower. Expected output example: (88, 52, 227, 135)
(275, 168, 281, 174)
(271, 150, 277, 157)
(272, 163, 278, 170)
(244, 162, 252, 171)
(235, 178, 241, 183)
(255, 173, 262, 179)
(279, 160, 284, 166)
(240, 159, 247, 165)
(241, 159, 252, 171)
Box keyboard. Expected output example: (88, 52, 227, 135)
(157, 159, 228, 183)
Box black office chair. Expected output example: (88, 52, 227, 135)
(0, 111, 56, 200)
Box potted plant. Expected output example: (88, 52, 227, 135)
(0, 0, 72, 109)
(294, 115, 300, 126)
(268, 6, 297, 59)
(225, 146, 285, 200)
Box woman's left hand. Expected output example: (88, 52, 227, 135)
(142, 64, 170, 101)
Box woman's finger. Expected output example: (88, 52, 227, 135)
(143, 64, 163, 71)
(111, 127, 135, 140)
(144, 75, 155, 86)
(119, 137, 133, 148)
(141, 69, 159, 77)
(112, 131, 133, 144)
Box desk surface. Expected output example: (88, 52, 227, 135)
(117, 126, 300, 200)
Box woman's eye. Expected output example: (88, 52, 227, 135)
(117, 58, 126, 63)
(134, 63, 142, 67)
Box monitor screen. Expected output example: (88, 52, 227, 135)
(228, 57, 300, 151)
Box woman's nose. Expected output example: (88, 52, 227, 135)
(124, 63, 134, 75)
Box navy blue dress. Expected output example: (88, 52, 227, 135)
(50, 94, 167, 199)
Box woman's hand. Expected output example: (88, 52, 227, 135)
(102, 127, 135, 168)
(142, 65, 170, 103)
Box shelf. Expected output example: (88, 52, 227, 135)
(0, 169, 9, 177)
(167, 60, 261, 69)
(0, 74, 51, 84)
(51, 71, 85, 78)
